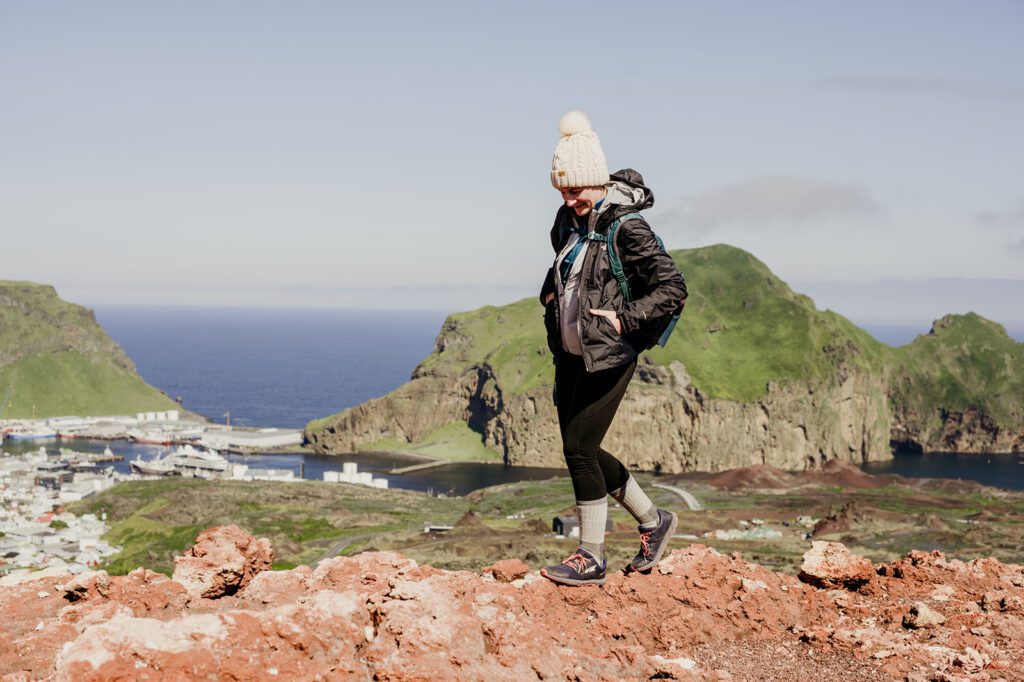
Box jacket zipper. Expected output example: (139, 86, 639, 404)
(577, 213, 593, 372)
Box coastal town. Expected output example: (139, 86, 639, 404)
(0, 411, 393, 579)
(0, 445, 121, 581)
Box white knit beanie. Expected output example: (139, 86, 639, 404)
(550, 109, 609, 189)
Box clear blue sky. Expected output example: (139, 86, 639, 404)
(2, 1, 1022, 326)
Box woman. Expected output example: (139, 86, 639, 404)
(538, 110, 688, 586)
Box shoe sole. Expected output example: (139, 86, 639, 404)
(630, 511, 679, 573)
(539, 569, 607, 587)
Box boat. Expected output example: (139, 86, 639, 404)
(127, 428, 174, 445)
(129, 454, 179, 476)
(58, 446, 124, 469)
(7, 429, 58, 441)
(164, 445, 229, 473)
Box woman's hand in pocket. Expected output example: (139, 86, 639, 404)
(589, 309, 621, 335)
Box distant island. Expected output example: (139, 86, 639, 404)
(306, 244, 1024, 470)
(0, 280, 180, 418)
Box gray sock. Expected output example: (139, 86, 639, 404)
(576, 498, 607, 560)
(610, 475, 659, 529)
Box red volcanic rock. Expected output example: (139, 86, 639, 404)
(483, 558, 529, 583)
(2, 528, 1024, 681)
(60, 570, 110, 602)
(798, 540, 874, 590)
(171, 524, 273, 599)
(902, 601, 946, 628)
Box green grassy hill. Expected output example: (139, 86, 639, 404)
(893, 313, 1024, 429)
(0, 280, 179, 418)
(308, 243, 1024, 456)
(648, 245, 890, 401)
(403, 244, 891, 403)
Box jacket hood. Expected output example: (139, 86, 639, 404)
(606, 168, 654, 211)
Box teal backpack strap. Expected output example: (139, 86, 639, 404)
(602, 212, 682, 348)
(601, 212, 644, 303)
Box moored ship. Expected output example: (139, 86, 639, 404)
(129, 453, 179, 476)
(164, 445, 229, 474)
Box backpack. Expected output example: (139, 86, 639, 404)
(562, 212, 684, 349)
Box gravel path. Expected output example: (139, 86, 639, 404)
(652, 482, 703, 510)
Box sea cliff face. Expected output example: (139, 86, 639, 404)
(306, 332, 896, 472)
(306, 246, 1024, 466)
(307, 364, 892, 473)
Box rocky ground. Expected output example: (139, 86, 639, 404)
(1, 525, 1021, 681)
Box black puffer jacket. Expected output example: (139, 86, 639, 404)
(539, 169, 688, 372)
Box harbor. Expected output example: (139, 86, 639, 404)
(1, 411, 305, 452)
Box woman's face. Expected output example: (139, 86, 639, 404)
(559, 186, 606, 217)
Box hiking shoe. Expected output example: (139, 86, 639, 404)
(629, 509, 678, 573)
(540, 547, 607, 586)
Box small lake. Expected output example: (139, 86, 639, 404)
(861, 450, 1024, 491)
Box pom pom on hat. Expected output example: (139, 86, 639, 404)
(551, 109, 608, 189)
(559, 109, 592, 137)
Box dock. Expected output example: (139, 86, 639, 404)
(390, 460, 449, 475)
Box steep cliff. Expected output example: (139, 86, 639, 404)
(307, 244, 1024, 465)
(0, 280, 179, 417)
(307, 245, 911, 469)
(890, 313, 1024, 454)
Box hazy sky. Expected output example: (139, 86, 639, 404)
(2, 1, 1022, 327)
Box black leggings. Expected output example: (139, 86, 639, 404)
(555, 352, 636, 502)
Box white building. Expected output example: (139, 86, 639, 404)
(321, 462, 388, 490)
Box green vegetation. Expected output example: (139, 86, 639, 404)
(648, 246, 890, 401)
(362, 421, 502, 462)
(893, 313, 1024, 426)
(69, 473, 1024, 578)
(69, 479, 470, 575)
(410, 245, 894, 403)
(412, 298, 552, 398)
(49, 519, 68, 530)
(0, 280, 179, 417)
(0, 351, 178, 418)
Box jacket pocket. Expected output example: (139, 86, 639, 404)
(595, 311, 621, 337)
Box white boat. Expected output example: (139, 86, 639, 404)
(7, 429, 58, 441)
(127, 428, 174, 445)
(164, 445, 229, 473)
(129, 454, 179, 476)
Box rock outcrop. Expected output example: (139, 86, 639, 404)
(305, 249, 1024, 465)
(1, 527, 1022, 680)
(307, 356, 893, 472)
(798, 540, 875, 590)
(171, 524, 274, 598)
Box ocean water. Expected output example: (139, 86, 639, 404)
(93, 306, 448, 429)
(862, 450, 1024, 490)
(859, 323, 1024, 347)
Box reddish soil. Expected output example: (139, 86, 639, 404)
(0, 527, 1021, 681)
